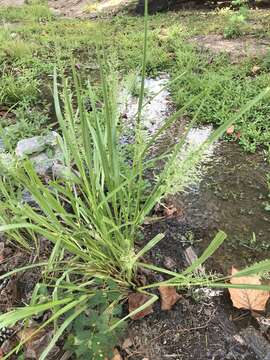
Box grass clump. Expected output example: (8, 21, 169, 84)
(0, 69, 39, 106)
(0, 39, 35, 61)
(0, 3, 270, 357)
(223, 2, 249, 39)
(0, 48, 269, 360)
(0, 2, 53, 22)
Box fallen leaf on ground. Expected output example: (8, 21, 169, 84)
(164, 205, 179, 217)
(252, 65, 261, 74)
(105, 348, 122, 360)
(226, 125, 235, 135)
(122, 337, 133, 349)
(0, 243, 4, 263)
(128, 292, 153, 320)
(159, 286, 182, 310)
(229, 267, 270, 311)
(17, 327, 59, 359)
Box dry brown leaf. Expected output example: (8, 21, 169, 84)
(17, 327, 58, 359)
(252, 65, 261, 74)
(226, 125, 235, 135)
(112, 348, 123, 360)
(128, 292, 153, 320)
(229, 267, 270, 311)
(122, 337, 133, 350)
(159, 286, 182, 310)
(164, 205, 179, 217)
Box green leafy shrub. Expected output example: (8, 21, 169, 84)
(0, 2, 53, 22)
(0, 70, 39, 106)
(223, 1, 249, 39)
(1, 106, 49, 149)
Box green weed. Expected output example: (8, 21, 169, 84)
(1, 106, 49, 149)
(0, 39, 35, 61)
(223, 1, 249, 39)
(0, 3, 53, 22)
(0, 69, 39, 106)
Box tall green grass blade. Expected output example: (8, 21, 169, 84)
(109, 292, 158, 331)
(0, 298, 73, 328)
(181, 231, 227, 275)
(39, 305, 87, 360)
(134, 233, 164, 262)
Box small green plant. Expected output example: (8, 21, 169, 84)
(125, 70, 142, 97)
(1, 106, 49, 149)
(1, 40, 35, 61)
(0, 70, 39, 106)
(64, 282, 124, 360)
(224, 1, 249, 39)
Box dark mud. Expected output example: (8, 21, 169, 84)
(175, 141, 270, 271)
(0, 237, 52, 313)
(125, 219, 263, 360)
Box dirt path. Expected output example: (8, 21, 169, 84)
(48, 0, 91, 17)
(0, 0, 24, 5)
(48, 0, 135, 17)
(0, 0, 131, 17)
(191, 34, 270, 63)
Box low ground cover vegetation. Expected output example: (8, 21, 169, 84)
(0, 1, 270, 152)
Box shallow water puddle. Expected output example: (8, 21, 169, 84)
(121, 74, 270, 271)
(175, 141, 270, 271)
(119, 74, 171, 138)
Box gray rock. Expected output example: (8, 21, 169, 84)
(14, 132, 65, 177)
(0, 139, 5, 153)
(52, 163, 80, 182)
(15, 132, 59, 158)
(21, 190, 38, 207)
(30, 152, 56, 176)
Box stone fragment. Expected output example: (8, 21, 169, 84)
(15, 132, 58, 158)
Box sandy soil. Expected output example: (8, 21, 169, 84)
(48, 0, 91, 17)
(0, 0, 24, 5)
(48, 0, 135, 18)
(191, 34, 270, 63)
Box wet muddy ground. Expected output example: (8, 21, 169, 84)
(118, 76, 270, 360)
(123, 141, 270, 358)
(125, 219, 269, 360)
(176, 141, 270, 270)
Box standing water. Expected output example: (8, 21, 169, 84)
(120, 74, 270, 270)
